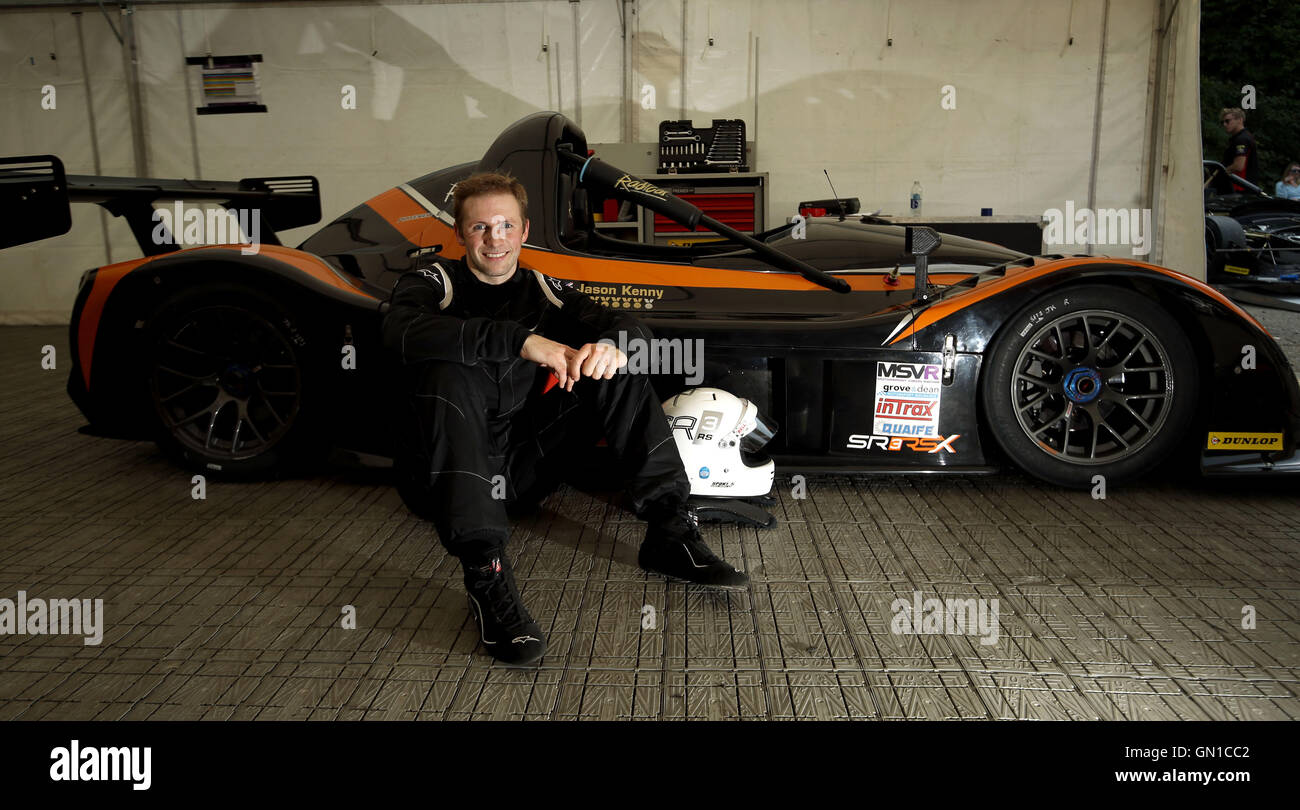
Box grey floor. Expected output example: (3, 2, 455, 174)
(0, 317, 1297, 721)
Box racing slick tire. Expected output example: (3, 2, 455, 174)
(145, 284, 321, 477)
(981, 285, 1198, 488)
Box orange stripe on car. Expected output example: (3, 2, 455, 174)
(78, 256, 150, 389)
(209, 244, 375, 300)
(887, 257, 1267, 344)
(366, 188, 441, 245)
(524, 250, 971, 291)
(521, 245, 955, 291)
(380, 192, 1263, 320)
(78, 245, 375, 390)
(395, 217, 963, 292)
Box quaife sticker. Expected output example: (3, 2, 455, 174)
(1206, 431, 1283, 450)
(873, 361, 942, 438)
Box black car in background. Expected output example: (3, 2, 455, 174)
(1205, 159, 1300, 310)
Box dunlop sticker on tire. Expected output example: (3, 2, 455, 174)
(1206, 431, 1283, 450)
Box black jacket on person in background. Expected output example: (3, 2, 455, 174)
(1222, 129, 1260, 186)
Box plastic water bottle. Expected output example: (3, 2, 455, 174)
(910, 181, 923, 218)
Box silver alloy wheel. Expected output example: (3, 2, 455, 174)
(1010, 308, 1175, 464)
(151, 305, 302, 460)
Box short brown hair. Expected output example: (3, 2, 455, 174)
(452, 172, 528, 233)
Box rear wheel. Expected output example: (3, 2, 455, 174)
(147, 286, 316, 476)
(981, 285, 1198, 488)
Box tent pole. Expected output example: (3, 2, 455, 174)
(1144, 0, 1175, 269)
(679, 0, 686, 120)
(177, 6, 201, 180)
(570, 0, 581, 127)
(1085, 0, 1110, 257)
(119, 3, 149, 177)
(74, 10, 111, 265)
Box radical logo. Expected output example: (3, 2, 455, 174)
(613, 174, 669, 199)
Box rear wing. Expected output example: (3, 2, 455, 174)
(0, 156, 72, 249)
(0, 154, 321, 254)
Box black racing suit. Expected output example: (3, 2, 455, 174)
(381, 256, 690, 564)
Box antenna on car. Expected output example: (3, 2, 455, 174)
(823, 170, 845, 220)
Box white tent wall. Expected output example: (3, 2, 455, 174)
(0, 0, 1200, 324)
(634, 0, 1176, 257)
(143, 1, 623, 235)
(0, 0, 626, 323)
(0, 8, 142, 322)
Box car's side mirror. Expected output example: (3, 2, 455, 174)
(905, 225, 941, 301)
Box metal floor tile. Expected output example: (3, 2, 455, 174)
(1, 325, 1298, 720)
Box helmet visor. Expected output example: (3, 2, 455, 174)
(741, 411, 777, 454)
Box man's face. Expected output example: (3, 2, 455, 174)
(456, 191, 530, 284)
(1221, 113, 1243, 135)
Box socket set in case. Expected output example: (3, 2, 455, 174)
(657, 119, 748, 174)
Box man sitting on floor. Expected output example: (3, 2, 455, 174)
(382, 171, 746, 666)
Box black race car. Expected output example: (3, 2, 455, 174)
(1204, 159, 1300, 310)
(4, 112, 1298, 488)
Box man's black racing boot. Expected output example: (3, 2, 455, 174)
(639, 507, 749, 589)
(464, 557, 546, 666)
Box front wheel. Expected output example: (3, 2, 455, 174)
(981, 285, 1198, 488)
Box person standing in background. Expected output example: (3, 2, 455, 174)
(1220, 108, 1260, 187)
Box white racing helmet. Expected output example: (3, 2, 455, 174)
(662, 387, 776, 497)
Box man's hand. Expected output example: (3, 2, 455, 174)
(570, 341, 628, 387)
(521, 335, 626, 391)
(521, 334, 576, 389)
